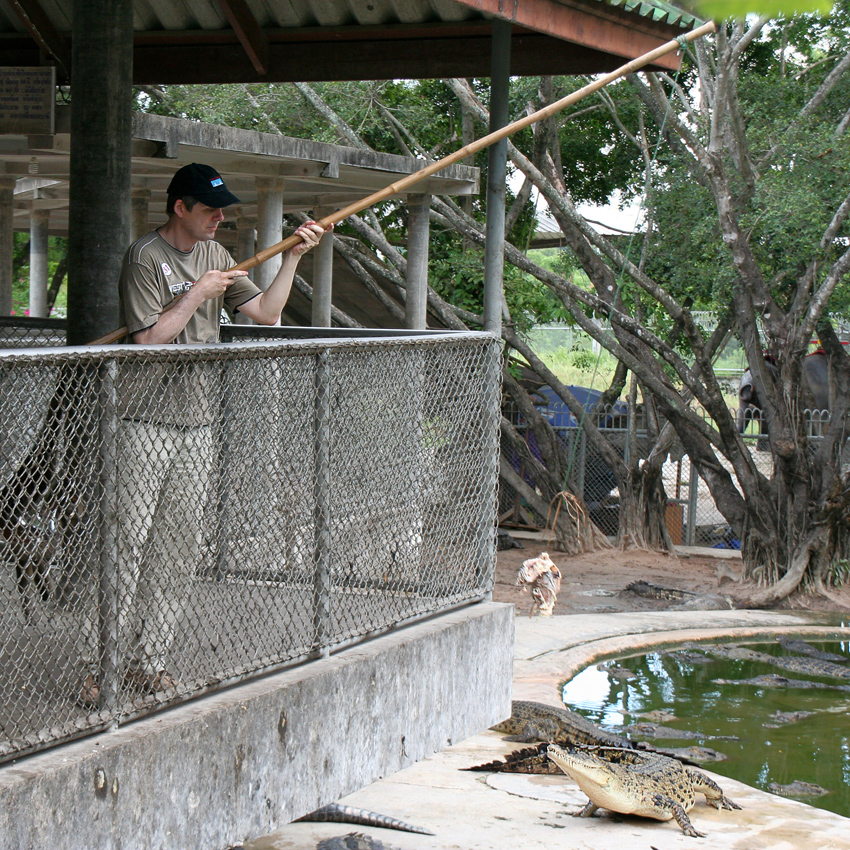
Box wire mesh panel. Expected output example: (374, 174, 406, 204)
(0, 332, 499, 762)
(0, 318, 67, 349)
(500, 396, 640, 534)
(500, 395, 846, 547)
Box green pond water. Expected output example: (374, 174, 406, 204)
(561, 638, 850, 818)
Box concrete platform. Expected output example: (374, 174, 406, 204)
(247, 609, 850, 850)
(0, 601, 513, 850)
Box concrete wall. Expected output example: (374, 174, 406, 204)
(0, 601, 513, 850)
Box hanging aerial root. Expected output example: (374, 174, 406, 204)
(544, 490, 611, 554)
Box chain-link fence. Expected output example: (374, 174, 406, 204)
(0, 317, 67, 349)
(0, 331, 499, 763)
(501, 395, 644, 536)
(501, 395, 847, 546)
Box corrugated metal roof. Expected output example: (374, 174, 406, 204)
(604, 0, 701, 27)
(0, 0, 700, 36)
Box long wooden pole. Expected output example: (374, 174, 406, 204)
(89, 20, 715, 346)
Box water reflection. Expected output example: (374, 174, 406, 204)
(561, 642, 850, 818)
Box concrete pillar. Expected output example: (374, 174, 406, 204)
(255, 177, 284, 294)
(66, 0, 133, 345)
(482, 18, 511, 339)
(0, 177, 14, 315)
(311, 209, 333, 328)
(406, 194, 431, 331)
(29, 208, 50, 317)
(234, 213, 257, 325)
(131, 188, 151, 242)
(236, 213, 257, 276)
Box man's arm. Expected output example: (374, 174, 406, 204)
(236, 221, 330, 326)
(131, 269, 251, 344)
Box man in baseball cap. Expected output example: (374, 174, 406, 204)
(82, 165, 329, 707)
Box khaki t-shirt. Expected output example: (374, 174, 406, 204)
(119, 230, 260, 344)
(117, 231, 262, 426)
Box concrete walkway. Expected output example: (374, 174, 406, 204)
(247, 609, 850, 850)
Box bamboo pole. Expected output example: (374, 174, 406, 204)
(89, 20, 715, 346)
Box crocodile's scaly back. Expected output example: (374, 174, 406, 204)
(464, 743, 562, 773)
(493, 700, 637, 748)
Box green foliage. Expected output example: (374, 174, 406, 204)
(569, 349, 599, 372)
(504, 76, 648, 207)
(695, 0, 833, 20)
(10, 233, 68, 316)
(533, 343, 620, 389)
(827, 559, 850, 588)
(429, 240, 566, 333)
(642, 10, 850, 317)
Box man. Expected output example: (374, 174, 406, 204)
(80, 163, 329, 706)
(120, 162, 327, 344)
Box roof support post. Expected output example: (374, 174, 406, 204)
(483, 18, 511, 339)
(131, 188, 151, 243)
(234, 212, 257, 325)
(311, 209, 333, 328)
(255, 177, 284, 325)
(29, 208, 49, 317)
(66, 0, 133, 344)
(405, 193, 431, 330)
(0, 177, 14, 315)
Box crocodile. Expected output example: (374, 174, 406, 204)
(547, 744, 741, 838)
(777, 637, 847, 663)
(702, 644, 850, 680)
(623, 581, 733, 610)
(493, 700, 640, 749)
(296, 803, 434, 835)
(768, 780, 829, 797)
(713, 673, 850, 693)
(316, 834, 403, 850)
(475, 702, 699, 771)
(623, 722, 739, 741)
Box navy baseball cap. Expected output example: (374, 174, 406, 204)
(167, 163, 241, 207)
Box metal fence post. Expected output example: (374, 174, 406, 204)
(212, 359, 232, 580)
(98, 358, 120, 715)
(576, 429, 587, 498)
(685, 459, 699, 547)
(312, 349, 332, 655)
(475, 340, 501, 598)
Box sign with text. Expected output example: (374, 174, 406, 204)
(0, 67, 56, 134)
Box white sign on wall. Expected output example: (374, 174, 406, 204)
(0, 67, 56, 135)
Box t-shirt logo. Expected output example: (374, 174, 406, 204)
(210, 177, 223, 187)
(161, 262, 172, 276)
(169, 281, 195, 295)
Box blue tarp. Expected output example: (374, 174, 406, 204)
(531, 384, 628, 428)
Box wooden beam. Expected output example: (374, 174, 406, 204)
(453, 0, 686, 66)
(131, 30, 666, 84)
(6, 0, 71, 77)
(1, 18, 683, 82)
(216, 0, 269, 75)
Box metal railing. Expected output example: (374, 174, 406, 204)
(0, 316, 67, 349)
(0, 330, 500, 763)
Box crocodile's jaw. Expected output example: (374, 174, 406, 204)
(548, 748, 648, 816)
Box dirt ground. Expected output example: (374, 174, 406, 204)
(492, 534, 850, 616)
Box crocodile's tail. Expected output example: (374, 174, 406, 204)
(295, 803, 435, 835)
